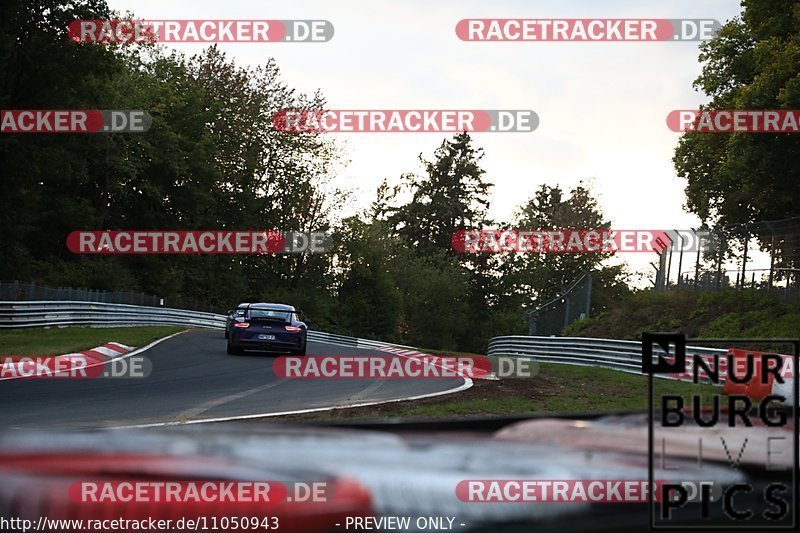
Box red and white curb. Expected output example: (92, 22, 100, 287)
(375, 346, 495, 380)
(722, 349, 795, 406)
(0, 342, 134, 380)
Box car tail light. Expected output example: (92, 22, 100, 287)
(285, 325, 302, 332)
(233, 322, 250, 328)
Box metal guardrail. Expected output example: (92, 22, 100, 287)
(306, 330, 358, 347)
(7, 301, 730, 381)
(487, 335, 728, 381)
(0, 301, 225, 330)
(0, 281, 163, 307)
(0, 301, 430, 356)
(0, 281, 222, 313)
(307, 330, 431, 354)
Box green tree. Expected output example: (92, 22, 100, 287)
(376, 133, 496, 350)
(674, 0, 800, 231)
(386, 247, 470, 350)
(375, 134, 495, 350)
(334, 217, 402, 339)
(382, 132, 492, 256)
(0, 1, 343, 313)
(0, 0, 122, 279)
(500, 183, 630, 320)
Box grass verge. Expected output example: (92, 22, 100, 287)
(275, 361, 721, 421)
(0, 326, 188, 356)
(565, 288, 800, 340)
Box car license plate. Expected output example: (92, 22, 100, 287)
(258, 334, 275, 340)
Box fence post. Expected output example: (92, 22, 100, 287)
(527, 312, 536, 335)
(693, 246, 700, 289)
(740, 235, 749, 288)
(665, 246, 673, 287)
(768, 234, 776, 293)
(585, 275, 592, 318)
(654, 250, 667, 290)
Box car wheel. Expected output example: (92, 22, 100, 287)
(227, 340, 243, 355)
(293, 343, 307, 356)
(224, 330, 228, 339)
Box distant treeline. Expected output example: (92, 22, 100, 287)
(0, 0, 630, 351)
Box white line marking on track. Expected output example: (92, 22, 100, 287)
(113, 376, 473, 428)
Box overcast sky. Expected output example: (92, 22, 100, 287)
(107, 0, 749, 283)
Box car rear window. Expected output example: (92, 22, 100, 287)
(248, 310, 291, 321)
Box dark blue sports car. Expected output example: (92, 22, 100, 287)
(226, 303, 308, 356)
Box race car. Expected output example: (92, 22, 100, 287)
(226, 303, 308, 356)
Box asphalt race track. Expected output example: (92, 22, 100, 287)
(0, 330, 469, 428)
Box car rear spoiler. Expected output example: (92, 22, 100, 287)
(244, 307, 298, 314)
(244, 307, 301, 320)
